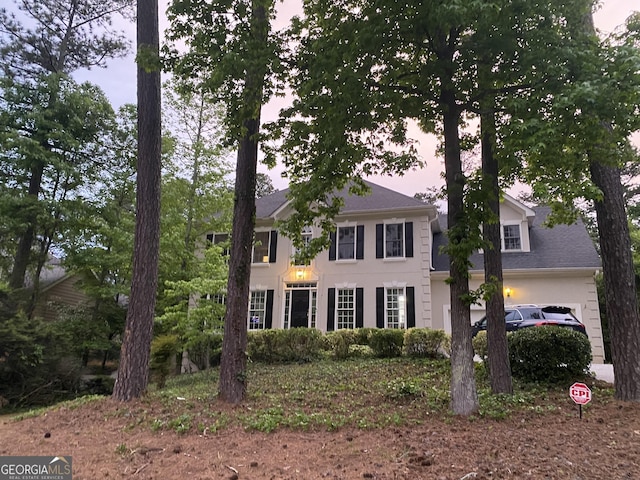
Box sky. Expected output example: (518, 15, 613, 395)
(70, 0, 639, 196)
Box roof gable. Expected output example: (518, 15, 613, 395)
(432, 205, 601, 271)
(255, 180, 434, 220)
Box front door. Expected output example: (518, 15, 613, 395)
(290, 290, 310, 328)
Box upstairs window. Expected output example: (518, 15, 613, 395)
(502, 224, 522, 251)
(252, 230, 278, 264)
(293, 226, 313, 266)
(206, 233, 230, 256)
(376, 221, 413, 259)
(329, 224, 364, 261)
(385, 223, 404, 257)
(338, 226, 355, 260)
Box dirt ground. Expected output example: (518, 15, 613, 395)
(1, 392, 639, 480)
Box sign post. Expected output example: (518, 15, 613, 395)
(569, 382, 592, 419)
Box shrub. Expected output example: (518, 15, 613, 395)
(248, 328, 324, 363)
(150, 334, 180, 389)
(508, 326, 592, 383)
(404, 328, 450, 358)
(472, 331, 488, 362)
(354, 328, 377, 346)
(324, 330, 358, 359)
(369, 329, 405, 358)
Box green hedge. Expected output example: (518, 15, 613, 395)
(404, 328, 450, 358)
(247, 328, 324, 363)
(508, 326, 592, 383)
(369, 329, 405, 358)
(324, 330, 358, 359)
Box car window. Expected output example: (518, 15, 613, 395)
(519, 307, 542, 319)
(543, 311, 578, 321)
(504, 310, 520, 322)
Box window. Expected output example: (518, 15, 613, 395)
(248, 291, 267, 330)
(385, 223, 404, 257)
(329, 225, 364, 261)
(502, 224, 521, 251)
(385, 287, 406, 329)
(206, 233, 230, 256)
(376, 221, 413, 259)
(252, 231, 271, 263)
(327, 287, 363, 330)
(293, 226, 313, 266)
(336, 288, 355, 329)
(337, 226, 355, 260)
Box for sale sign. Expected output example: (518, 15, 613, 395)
(569, 382, 592, 405)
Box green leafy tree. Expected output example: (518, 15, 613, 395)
(0, 74, 115, 309)
(156, 82, 234, 367)
(165, 0, 282, 403)
(267, 0, 588, 414)
(504, 9, 640, 401)
(0, 0, 133, 291)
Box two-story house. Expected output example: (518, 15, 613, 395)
(212, 181, 604, 362)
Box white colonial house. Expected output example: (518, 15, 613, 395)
(208, 181, 604, 362)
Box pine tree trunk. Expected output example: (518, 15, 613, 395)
(218, 0, 269, 404)
(112, 0, 161, 402)
(590, 159, 640, 401)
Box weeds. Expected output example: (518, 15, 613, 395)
(8, 357, 605, 435)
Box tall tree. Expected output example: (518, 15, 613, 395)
(166, 0, 281, 403)
(112, 0, 161, 401)
(0, 74, 115, 310)
(581, 11, 640, 401)
(505, 8, 640, 401)
(0, 0, 132, 291)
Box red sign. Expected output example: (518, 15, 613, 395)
(570, 382, 592, 405)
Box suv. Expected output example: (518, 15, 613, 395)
(471, 304, 587, 337)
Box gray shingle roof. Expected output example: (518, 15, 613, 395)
(432, 206, 601, 271)
(255, 180, 428, 219)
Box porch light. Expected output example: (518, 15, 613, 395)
(504, 287, 512, 298)
(295, 268, 305, 280)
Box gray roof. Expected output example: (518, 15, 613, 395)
(432, 206, 601, 271)
(255, 180, 428, 219)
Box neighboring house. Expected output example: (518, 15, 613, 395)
(30, 257, 93, 322)
(209, 181, 604, 362)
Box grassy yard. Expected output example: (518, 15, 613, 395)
(66, 356, 609, 435)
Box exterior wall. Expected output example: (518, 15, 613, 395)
(249, 210, 434, 331)
(430, 270, 605, 362)
(32, 275, 93, 322)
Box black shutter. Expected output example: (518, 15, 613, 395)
(269, 230, 278, 263)
(405, 222, 413, 258)
(206, 233, 213, 244)
(329, 231, 337, 261)
(356, 225, 364, 259)
(376, 287, 385, 328)
(327, 288, 336, 331)
(376, 224, 384, 258)
(406, 287, 415, 328)
(356, 287, 364, 328)
(265, 290, 274, 329)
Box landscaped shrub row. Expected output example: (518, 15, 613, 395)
(472, 326, 592, 383)
(247, 327, 451, 363)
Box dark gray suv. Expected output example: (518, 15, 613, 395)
(471, 305, 588, 337)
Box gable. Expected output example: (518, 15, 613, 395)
(255, 180, 436, 222)
(432, 205, 601, 272)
